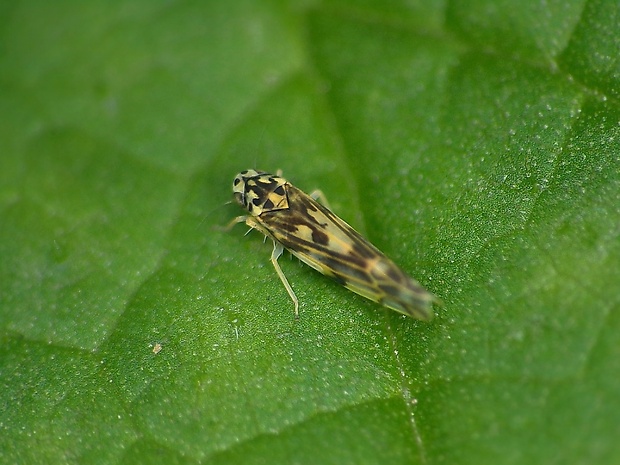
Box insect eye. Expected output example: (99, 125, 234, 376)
(233, 177, 241, 186)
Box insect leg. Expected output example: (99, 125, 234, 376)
(308, 189, 332, 210)
(270, 240, 300, 319)
(220, 215, 249, 231)
(222, 216, 262, 237)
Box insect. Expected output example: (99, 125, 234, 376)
(228, 169, 437, 320)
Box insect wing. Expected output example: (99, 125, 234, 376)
(258, 184, 434, 320)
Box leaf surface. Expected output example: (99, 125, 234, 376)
(1, 1, 618, 464)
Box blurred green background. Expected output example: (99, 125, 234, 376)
(1, 1, 619, 464)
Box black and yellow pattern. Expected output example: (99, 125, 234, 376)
(230, 169, 437, 320)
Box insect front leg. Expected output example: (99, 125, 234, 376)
(269, 240, 300, 319)
(221, 215, 249, 231)
(222, 215, 262, 238)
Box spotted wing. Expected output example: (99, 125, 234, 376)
(258, 183, 435, 320)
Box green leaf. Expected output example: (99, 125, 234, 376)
(1, 1, 618, 464)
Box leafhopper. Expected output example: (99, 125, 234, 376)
(229, 170, 437, 320)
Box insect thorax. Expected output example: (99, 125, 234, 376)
(233, 170, 290, 217)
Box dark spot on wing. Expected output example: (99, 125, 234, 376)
(268, 218, 298, 234)
(368, 258, 407, 285)
(311, 228, 329, 245)
(352, 240, 377, 259)
(330, 273, 347, 286)
(321, 256, 373, 284)
(274, 185, 285, 196)
(263, 199, 275, 210)
(378, 283, 402, 297)
(385, 264, 406, 284)
(344, 251, 369, 270)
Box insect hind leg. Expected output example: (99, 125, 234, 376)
(309, 189, 332, 210)
(270, 240, 299, 319)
